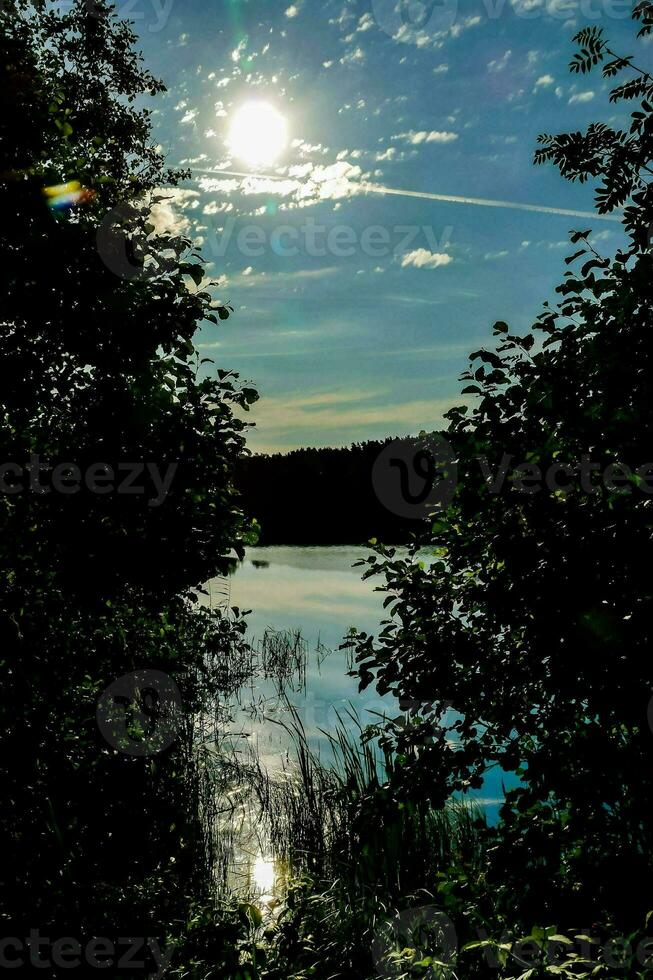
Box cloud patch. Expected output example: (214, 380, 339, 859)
(534, 73, 554, 89)
(392, 130, 458, 145)
(569, 90, 594, 104)
(487, 50, 512, 73)
(400, 249, 453, 270)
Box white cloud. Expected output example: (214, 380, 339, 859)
(400, 249, 453, 270)
(511, 0, 544, 12)
(329, 6, 356, 28)
(231, 39, 247, 63)
(569, 90, 594, 104)
(181, 109, 198, 125)
(198, 178, 241, 195)
(394, 23, 433, 46)
(355, 12, 375, 31)
(484, 249, 509, 260)
(203, 201, 233, 216)
(339, 46, 365, 65)
(381, 10, 477, 46)
(285, 4, 299, 16)
(487, 50, 512, 73)
(433, 63, 449, 74)
(393, 130, 458, 145)
(534, 73, 554, 89)
(149, 189, 200, 237)
(449, 15, 481, 38)
(197, 160, 366, 208)
(292, 139, 328, 156)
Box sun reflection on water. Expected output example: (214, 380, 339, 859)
(251, 854, 277, 901)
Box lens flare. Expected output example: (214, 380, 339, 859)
(43, 181, 95, 210)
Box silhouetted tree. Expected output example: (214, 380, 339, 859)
(350, 5, 653, 938)
(0, 0, 257, 963)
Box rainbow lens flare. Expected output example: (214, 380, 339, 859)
(43, 180, 95, 210)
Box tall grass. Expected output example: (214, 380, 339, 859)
(217, 704, 485, 979)
(226, 702, 484, 901)
(199, 631, 485, 978)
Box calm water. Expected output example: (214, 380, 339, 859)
(230, 545, 393, 761)
(206, 546, 512, 822)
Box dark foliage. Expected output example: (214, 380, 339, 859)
(0, 0, 257, 971)
(348, 11, 653, 949)
(236, 440, 433, 545)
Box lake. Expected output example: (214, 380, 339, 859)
(205, 545, 512, 898)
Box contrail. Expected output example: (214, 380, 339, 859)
(362, 183, 620, 221)
(191, 168, 621, 222)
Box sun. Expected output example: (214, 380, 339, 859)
(228, 101, 288, 168)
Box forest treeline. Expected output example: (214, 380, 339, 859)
(235, 439, 438, 545)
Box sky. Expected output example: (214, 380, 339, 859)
(125, 0, 637, 452)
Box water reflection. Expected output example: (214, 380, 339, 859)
(206, 545, 394, 763)
(206, 546, 514, 903)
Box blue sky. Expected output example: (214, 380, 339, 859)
(127, 0, 636, 452)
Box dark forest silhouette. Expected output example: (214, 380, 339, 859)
(236, 439, 437, 545)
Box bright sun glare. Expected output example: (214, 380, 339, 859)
(228, 101, 288, 168)
(252, 855, 276, 899)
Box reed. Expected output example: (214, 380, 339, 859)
(221, 701, 484, 901)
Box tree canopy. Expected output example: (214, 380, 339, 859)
(350, 4, 653, 936)
(0, 0, 257, 959)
